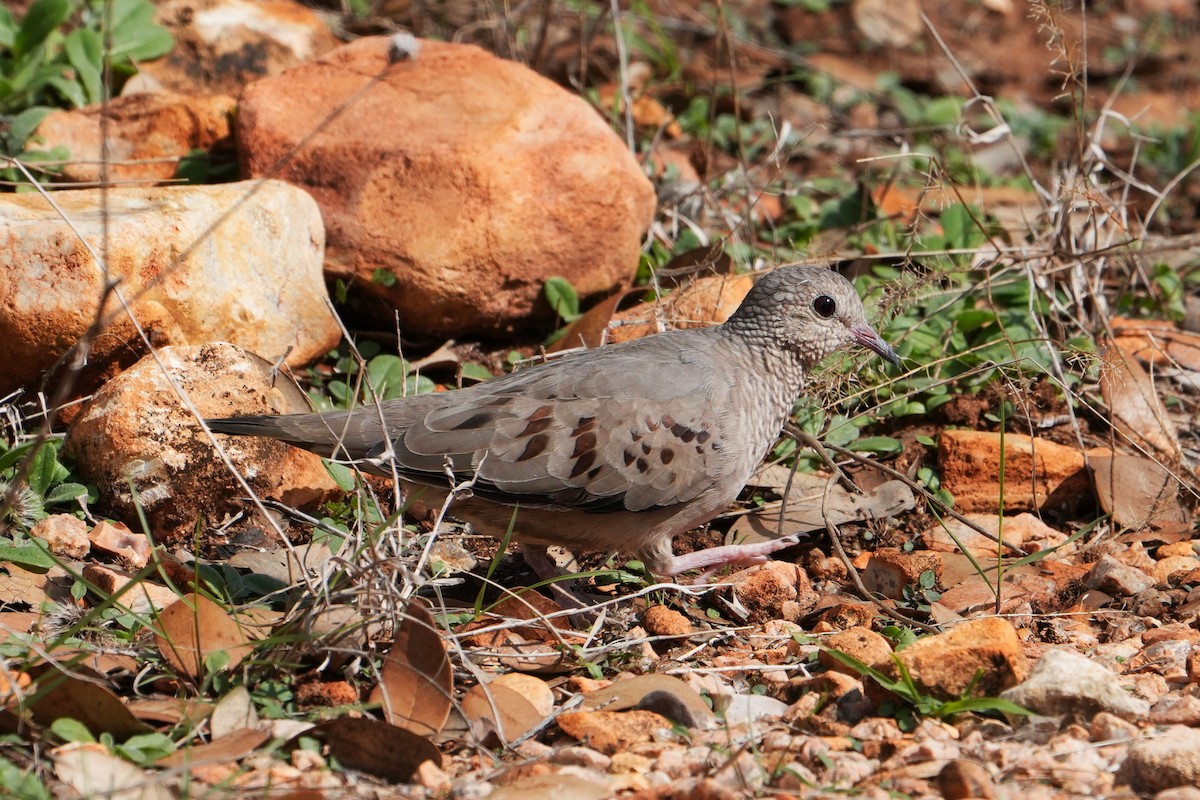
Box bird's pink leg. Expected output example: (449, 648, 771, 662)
(660, 535, 802, 578)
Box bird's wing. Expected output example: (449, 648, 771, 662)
(390, 337, 737, 512)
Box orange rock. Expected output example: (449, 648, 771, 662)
(642, 605, 692, 637)
(238, 36, 656, 337)
(860, 548, 942, 600)
(727, 561, 819, 623)
(817, 626, 893, 675)
(557, 710, 674, 756)
(36, 93, 234, 184)
(937, 431, 1106, 513)
(890, 618, 1029, 700)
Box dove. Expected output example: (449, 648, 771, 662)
(207, 267, 898, 575)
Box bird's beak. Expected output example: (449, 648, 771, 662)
(850, 323, 900, 365)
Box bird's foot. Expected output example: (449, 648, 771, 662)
(661, 535, 803, 581)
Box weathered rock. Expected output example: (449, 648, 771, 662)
(727, 561, 819, 623)
(0, 180, 338, 397)
(938, 431, 1104, 513)
(237, 36, 657, 337)
(65, 343, 340, 545)
(129, 0, 340, 97)
(859, 547, 942, 600)
(817, 626, 893, 676)
(1001, 647, 1150, 721)
(1118, 725, 1200, 793)
(29, 515, 90, 560)
(1086, 555, 1156, 597)
(34, 93, 235, 184)
(891, 617, 1028, 700)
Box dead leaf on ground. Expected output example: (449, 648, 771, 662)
(1112, 316, 1200, 372)
(1099, 343, 1184, 463)
(461, 682, 544, 746)
(154, 593, 253, 682)
(126, 697, 213, 728)
(286, 716, 440, 784)
(157, 727, 271, 769)
(368, 600, 452, 736)
(488, 773, 612, 800)
(728, 476, 915, 545)
(54, 741, 174, 800)
(2, 671, 151, 739)
(226, 542, 336, 585)
(210, 685, 258, 739)
(1090, 454, 1187, 530)
(852, 0, 923, 47)
(577, 673, 715, 729)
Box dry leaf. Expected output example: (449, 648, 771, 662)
(727, 478, 915, 545)
(154, 593, 253, 682)
(1099, 344, 1184, 463)
(492, 673, 555, 717)
(489, 773, 612, 800)
(125, 698, 213, 727)
(368, 600, 452, 736)
(851, 0, 923, 47)
(1090, 454, 1187, 530)
(461, 682, 544, 745)
(578, 673, 715, 729)
(157, 727, 271, 769)
(54, 742, 174, 800)
(210, 686, 258, 739)
(21, 672, 151, 738)
(288, 716, 440, 783)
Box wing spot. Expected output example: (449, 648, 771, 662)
(630, 430, 643, 442)
(587, 467, 602, 479)
(518, 416, 554, 436)
(660, 448, 675, 465)
(517, 434, 550, 461)
(572, 417, 596, 436)
(644, 417, 661, 432)
(624, 450, 636, 466)
(670, 423, 696, 442)
(529, 404, 554, 420)
(569, 449, 598, 478)
(636, 457, 649, 473)
(571, 431, 597, 457)
(696, 430, 712, 444)
(641, 441, 652, 455)
(662, 414, 676, 429)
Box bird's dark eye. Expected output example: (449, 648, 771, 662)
(813, 295, 836, 318)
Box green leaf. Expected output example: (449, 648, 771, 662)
(6, 105, 54, 151)
(25, 442, 58, 497)
(49, 717, 95, 744)
(98, 0, 173, 62)
(365, 354, 408, 400)
(0, 538, 55, 571)
(43, 482, 88, 506)
(849, 436, 902, 455)
(544, 276, 581, 322)
(63, 28, 103, 105)
(323, 460, 355, 492)
(459, 362, 495, 384)
(14, 0, 70, 59)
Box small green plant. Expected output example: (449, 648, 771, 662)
(0, 0, 172, 148)
(307, 341, 436, 411)
(0, 754, 50, 800)
(821, 647, 1030, 732)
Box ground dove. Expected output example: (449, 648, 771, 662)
(208, 267, 898, 575)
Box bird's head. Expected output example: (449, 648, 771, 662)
(724, 267, 899, 367)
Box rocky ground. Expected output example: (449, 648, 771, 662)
(2, 0, 1200, 798)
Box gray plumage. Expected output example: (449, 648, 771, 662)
(208, 267, 898, 575)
